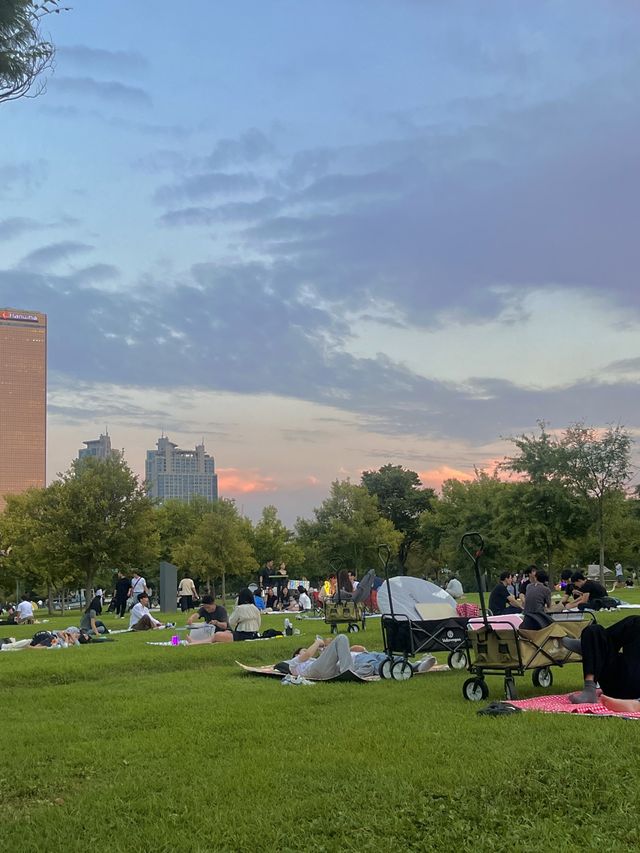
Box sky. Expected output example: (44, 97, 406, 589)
(2, 0, 640, 524)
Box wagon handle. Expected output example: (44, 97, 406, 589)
(377, 543, 391, 570)
(460, 532, 489, 625)
(461, 531, 484, 562)
(377, 544, 395, 618)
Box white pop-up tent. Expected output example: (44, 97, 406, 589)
(377, 576, 457, 621)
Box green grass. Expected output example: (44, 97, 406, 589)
(2, 595, 640, 852)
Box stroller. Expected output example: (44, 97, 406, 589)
(460, 532, 595, 701)
(377, 545, 470, 680)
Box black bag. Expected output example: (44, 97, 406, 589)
(261, 628, 283, 639)
(31, 630, 55, 647)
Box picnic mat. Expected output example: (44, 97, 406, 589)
(509, 693, 640, 719)
(236, 661, 377, 682)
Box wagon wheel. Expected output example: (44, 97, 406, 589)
(532, 667, 553, 688)
(348, 623, 359, 633)
(447, 649, 468, 670)
(391, 660, 413, 681)
(462, 678, 488, 701)
(379, 658, 393, 679)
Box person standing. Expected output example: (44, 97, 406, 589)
(615, 562, 624, 587)
(128, 571, 148, 609)
(259, 559, 274, 590)
(177, 575, 198, 612)
(113, 572, 131, 618)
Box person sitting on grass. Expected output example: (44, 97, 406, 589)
(489, 572, 523, 616)
(264, 586, 278, 610)
(253, 588, 266, 611)
(186, 594, 233, 643)
(15, 594, 35, 625)
(277, 635, 436, 680)
(562, 615, 640, 709)
(129, 593, 170, 631)
(520, 569, 556, 630)
(228, 588, 261, 641)
(561, 572, 607, 611)
(80, 596, 109, 636)
(297, 586, 312, 612)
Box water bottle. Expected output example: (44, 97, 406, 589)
(171, 634, 180, 646)
(284, 618, 293, 636)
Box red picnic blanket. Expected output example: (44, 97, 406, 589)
(509, 693, 640, 718)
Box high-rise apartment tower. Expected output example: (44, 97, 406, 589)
(0, 308, 47, 510)
(145, 436, 218, 503)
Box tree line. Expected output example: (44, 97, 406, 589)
(0, 422, 637, 609)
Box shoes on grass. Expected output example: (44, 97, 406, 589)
(477, 702, 522, 716)
(416, 655, 437, 673)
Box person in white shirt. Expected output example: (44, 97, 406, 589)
(16, 596, 35, 624)
(128, 572, 148, 609)
(297, 586, 312, 612)
(129, 593, 169, 631)
(445, 577, 464, 599)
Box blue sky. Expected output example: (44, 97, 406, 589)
(2, 0, 640, 522)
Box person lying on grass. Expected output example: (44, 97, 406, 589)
(562, 615, 640, 707)
(0, 629, 80, 650)
(275, 634, 436, 680)
(185, 594, 233, 643)
(129, 593, 172, 631)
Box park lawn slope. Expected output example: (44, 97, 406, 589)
(1, 607, 639, 852)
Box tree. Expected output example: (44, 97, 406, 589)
(1, 0, 68, 104)
(154, 497, 215, 562)
(172, 499, 257, 599)
(503, 421, 634, 583)
(0, 484, 76, 610)
(418, 472, 521, 587)
(296, 480, 402, 578)
(250, 505, 305, 572)
(361, 464, 436, 573)
(54, 456, 159, 604)
(560, 424, 633, 583)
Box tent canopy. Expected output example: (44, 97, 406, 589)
(377, 576, 457, 620)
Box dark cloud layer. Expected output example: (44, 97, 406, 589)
(58, 45, 148, 75)
(51, 76, 152, 107)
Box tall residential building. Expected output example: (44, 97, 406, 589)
(78, 431, 120, 462)
(145, 436, 218, 503)
(0, 308, 47, 510)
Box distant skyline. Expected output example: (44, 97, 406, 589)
(2, 1, 640, 524)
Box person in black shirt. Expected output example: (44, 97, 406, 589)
(566, 616, 640, 706)
(488, 572, 524, 616)
(186, 594, 233, 643)
(113, 571, 131, 618)
(563, 572, 607, 610)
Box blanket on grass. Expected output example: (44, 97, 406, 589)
(236, 661, 378, 682)
(509, 693, 640, 719)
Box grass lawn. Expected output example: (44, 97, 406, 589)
(2, 593, 640, 853)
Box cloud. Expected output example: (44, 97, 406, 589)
(418, 466, 474, 490)
(154, 172, 259, 205)
(58, 45, 148, 74)
(0, 218, 43, 241)
(218, 468, 277, 494)
(17, 241, 94, 271)
(206, 128, 275, 168)
(0, 160, 48, 198)
(51, 76, 152, 107)
(159, 198, 281, 227)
